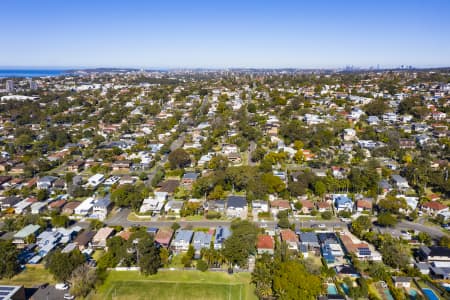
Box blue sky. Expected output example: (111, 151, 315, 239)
(1, 0, 449, 68)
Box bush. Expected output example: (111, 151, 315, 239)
(321, 211, 332, 220)
(206, 212, 221, 219)
(196, 259, 208, 272)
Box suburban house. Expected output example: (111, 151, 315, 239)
(419, 246, 450, 262)
(333, 194, 353, 212)
(62, 201, 81, 215)
(392, 277, 412, 289)
(92, 227, 115, 248)
(171, 229, 194, 252)
(155, 228, 174, 248)
(421, 201, 449, 216)
(252, 200, 269, 215)
(92, 195, 112, 221)
(165, 200, 184, 217)
(270, 199, 290, 216)
(192, 231, 212, 257)
(257, 234, 275, 255)
(181, 172, 199, 187)
(226, 196, 248, 218)
(391, 175, 410, 191)
(280, 229, 299, 250)
(298, 200, 314, 214)
(214, 226, 231, 249)
(299, 232, 320, 249)
(74, 197, 95, 216)
(13, 224, 40, 248)
(74, 230, 95, 251)
(0, 196, 21, 211)
(36, 176, 57, 190)
(355, 199, 372, 212)
(31, 202, 47, 215)
(139, 193, 166, 215)
(87, 174, 105, 187)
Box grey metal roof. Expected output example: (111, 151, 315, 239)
(227, 196, 247, 208)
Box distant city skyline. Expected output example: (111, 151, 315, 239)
(1, 0, 450, 68)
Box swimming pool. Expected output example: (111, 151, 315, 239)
(422, 288, 439, 300)
(341, 283, 349, 295)
(384, 289, 394, 300)
(327, 284, 338, 295)
(409, 289, 418, 299)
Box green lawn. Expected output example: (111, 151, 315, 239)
(0, 265, 56, 287)
(91, 270, 256, 300)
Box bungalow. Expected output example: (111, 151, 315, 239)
(74, 230, 95, 251)
(31, 202, 47, 215)
(419, 246, 450, 262)
(171, 229, 194, 252)
(355, 199, 372, 212)
(62, 201, 81, 215)
(226, 196, 248, 219)
(391, 175, 410, 190)
(205, 200, 226, 214)
(36, 176, 57, 190)
(48, 199, 66, 213)
(155, 228, 174, 248)
(392, 277, 411, 289)
(13, 224, 40, 248)
(0, 196, 21, 211)
(257, 234, 275, 255)
(280, 229, 299, 251)
(299, 200, 314, 214)
(214, 226, 231, 249)
(157, 180, 180, 195)
(299, 232, 319, 249)
(112, 160, 131, 172)
(92, 227, 115, 248)
(421, 201, 449, 216)
(316, 201, 331, 212)
(87, 174, 105, 187)
(252, 200, 269, 215)
(192, 231, 212, 256)
(181, 172, 199, 186)
(165, 200, 184, 217)
(270, 199, 290, 217)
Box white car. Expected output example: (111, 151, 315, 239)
(64, 294, 75, 300)
(55, 283, 69, 290)
(318, 224, 326, 228)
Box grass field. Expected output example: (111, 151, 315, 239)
(0, 265, 56, 287)
(91, 270, 257, 300)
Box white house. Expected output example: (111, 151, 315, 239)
(74, 197, 95, 216)
(87, 174, 105, 187)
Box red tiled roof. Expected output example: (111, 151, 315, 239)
(356, 200, 372, 209)
(280, 229, 298, 243)
(257, 234, 274, 250)
(422, 201, 447, 211)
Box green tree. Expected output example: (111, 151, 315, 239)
(273, 260, 322, 300)
(136, 234, 161, 275)
(51, 215, 70, 228)
(0, 240, 20, 279)
(377, 212, 397, 227)
(223, 220, 259, 267)
(46, 250, 86, 282)
(196, 259, 208, 272)
(351, 215, 372, 236)
(168, 148, 191, 169)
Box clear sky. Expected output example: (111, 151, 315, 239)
(1, 0, 450, 69)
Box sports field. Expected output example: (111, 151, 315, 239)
(91, 270, 257, 300)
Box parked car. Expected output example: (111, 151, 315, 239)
(55, 283, 69, 290)
(64, 294, 75, 300)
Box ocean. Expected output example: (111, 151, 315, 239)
(0, 69, 67, 78)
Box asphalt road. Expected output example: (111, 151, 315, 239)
(105, 209, 449, 240)
(105, 209, 343, 229)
